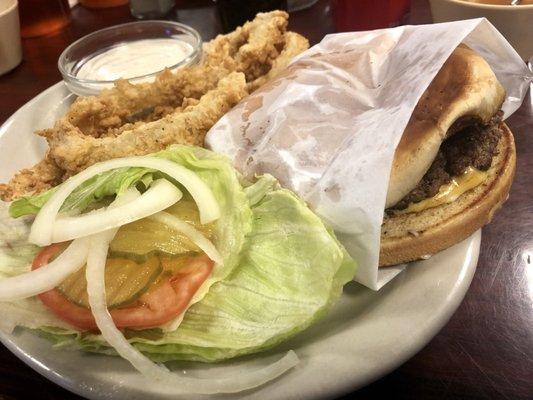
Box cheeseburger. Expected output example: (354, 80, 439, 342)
(380, 46, 516, 266)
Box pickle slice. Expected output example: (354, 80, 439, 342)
(106, 250, 165, 264)
(141, 255, 191, 297)
(109, 197, 214, 258)
(57, 256, 162, 309)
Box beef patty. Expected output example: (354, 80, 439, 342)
(390, 111, 504, 211)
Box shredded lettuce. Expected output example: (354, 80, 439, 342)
(0, 145, 356, 362)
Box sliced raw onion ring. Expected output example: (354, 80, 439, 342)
(150, 212, 223, 265)
(52, 179, 182, 243)
(0, 238, 89, 301)
(29, 156, 220, 246)
(86, 231, 299, 394)
(0, 188, 141, 301)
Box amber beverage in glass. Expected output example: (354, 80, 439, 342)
(19, 0, 71, 38)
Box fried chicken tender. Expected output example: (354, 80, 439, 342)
(0, 11, 309, 201)
(63, 66, 231, 139)
(203, 11, 309, 91)
(0, 156, 64, 202)
(247, 31, 310, 91)
(44, 72, 247, 174)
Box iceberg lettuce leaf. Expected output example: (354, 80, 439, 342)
(0, 146, 356, 362)
(0, 203, 39, 277)
(9, 167, 153, 218)
(130, 189, 356, 361)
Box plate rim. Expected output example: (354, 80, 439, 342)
(0, 82, 481, 400)
(0, 80, 66, 142)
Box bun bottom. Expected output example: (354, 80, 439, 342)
(379, 123, 516, 267)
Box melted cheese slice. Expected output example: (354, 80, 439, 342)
(403, 167, 488, 214)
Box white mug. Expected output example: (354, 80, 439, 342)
(0, 0, 22, 76)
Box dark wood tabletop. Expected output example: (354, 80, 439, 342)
(0, 0, 531, 399)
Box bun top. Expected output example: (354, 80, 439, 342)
(385, 46, 505, 208)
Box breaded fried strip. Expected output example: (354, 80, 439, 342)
(203, 12, 308, 91)
(44, 72, 247, 174)
(0, 155, 64, 200)
(204, 11, 288, 82)
(59, 66, 230, 139)
(247, 31, 309, 91)
(0, 11, 309, 201)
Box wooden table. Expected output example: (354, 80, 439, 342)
(0, 1, 531, 399)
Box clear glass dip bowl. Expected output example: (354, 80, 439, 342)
(58, 21, 202, 97)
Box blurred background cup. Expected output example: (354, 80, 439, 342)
(130, 0, 175, 19)
(429, 0, 533, 60)
(80, 0, 128, 8)
(288, 0, 318, 11)
(215, 0, 288, 32)
(18, 0, 71, 38)
(0, 0, 22, 76)
(332, 0, 411, 32)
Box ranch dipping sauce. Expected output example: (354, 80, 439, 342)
(76, 38, 194, 82)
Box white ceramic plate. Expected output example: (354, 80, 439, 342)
(0, 83, 480, 400)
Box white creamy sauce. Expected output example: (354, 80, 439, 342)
(76, 38, 194, 81)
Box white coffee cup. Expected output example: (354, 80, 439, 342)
(429, 0, 533, 61)
(0, 0, 22, 76)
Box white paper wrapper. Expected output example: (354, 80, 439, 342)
(206, 19, 533, 290)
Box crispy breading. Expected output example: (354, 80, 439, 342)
(59, 66, 231, 139)
(44, 73, 247, 174)
(203, 11, 309, 91)
(0, 155, 64, 200)
(203, 11, 287, 82)
(247, 31, 309, 91)
(0, 11, 309, 201)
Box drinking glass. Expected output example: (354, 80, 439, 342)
(18, 0, 71, 38)
(332, 0, 411, 32)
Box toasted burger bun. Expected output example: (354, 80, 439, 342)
(386, 46, 505, 209)
(379, 123, 515, 267)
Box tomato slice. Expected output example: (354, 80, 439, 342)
(32, 245, 213, 331)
